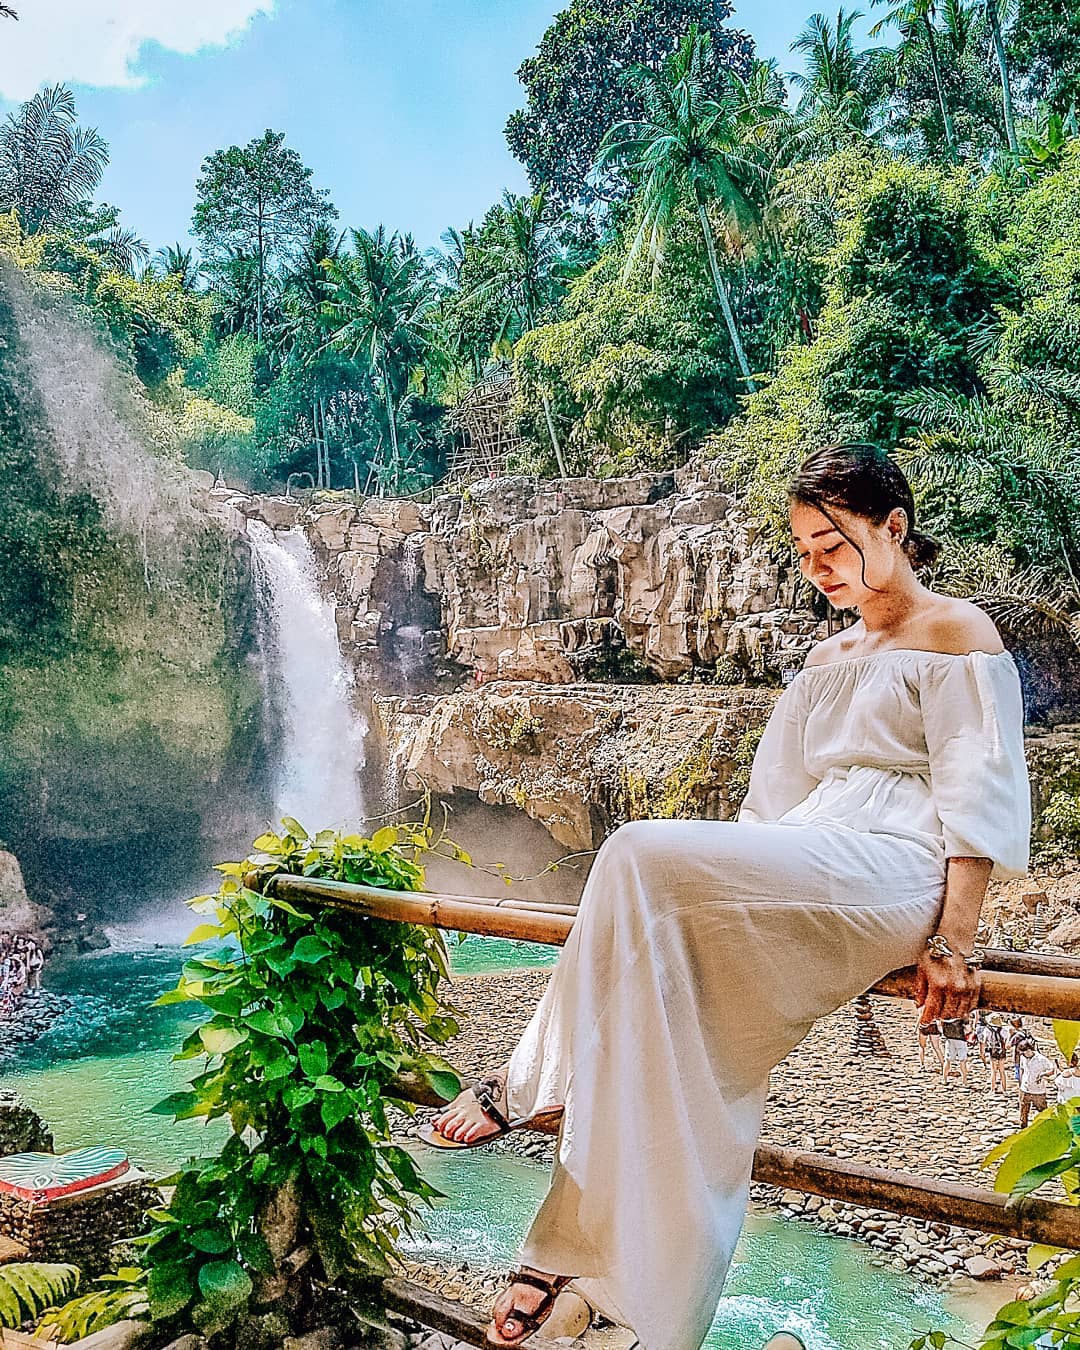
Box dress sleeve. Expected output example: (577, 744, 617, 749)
(737, 678, 820, 823)
(921, 652, 1031, 881)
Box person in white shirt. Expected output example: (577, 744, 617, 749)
(1056, 1053, 1080, 1106)
(1018, 1041, 1055, 1127)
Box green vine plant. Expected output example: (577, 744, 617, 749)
(92, 813, 473, 1346)
(911, 1019, 1080, 1350)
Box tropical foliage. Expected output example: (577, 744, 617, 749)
(1, 0, 1078, 543)
(0, 1264, 80, 1329)
(126, 817, 465, 1339)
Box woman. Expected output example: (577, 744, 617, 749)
(916, 1009, 943, 1070)
(986, 1013, 1010, 1094)
(427, 443, 1031, 1350)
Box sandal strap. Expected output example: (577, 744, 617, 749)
(506, 1270, 566, 1296)
(472, 1077, 512, 1133)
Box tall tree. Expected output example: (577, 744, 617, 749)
(865, 0, 1001, 156)
(322, 227, 440, 492)
(468, 188, 573, 473)
(985, 0, 1019, 154)
(597, 27, 773, 390)
(505, 0, 754, 212)
(192, 130, 336, 346)
(1010, 0, 1080, 116)
(870, 0, 957, 156)
(0, 85, 107, 234)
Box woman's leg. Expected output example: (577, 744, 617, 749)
(500, 819, 945, 1350)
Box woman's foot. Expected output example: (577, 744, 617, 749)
(762, 1336, 806, 1350)
(430, 1067, 510, 1146)
(487, 1266, 573, 1347)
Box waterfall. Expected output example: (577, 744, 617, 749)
(248, 521, 367, 832)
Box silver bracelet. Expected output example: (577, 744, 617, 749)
(926, 935, 985, 970)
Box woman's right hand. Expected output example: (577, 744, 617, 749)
(914, 942, 981, 1024)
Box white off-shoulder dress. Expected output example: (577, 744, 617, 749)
(503, 649, 1031, 1350)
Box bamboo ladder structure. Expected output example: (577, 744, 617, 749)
(253, 871, 1080, 1348)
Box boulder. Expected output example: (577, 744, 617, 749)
(964, 1254, 1003, 1279)
(0, 851, 49, 935)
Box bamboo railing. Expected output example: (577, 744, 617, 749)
(255, 872, 1080, 1346)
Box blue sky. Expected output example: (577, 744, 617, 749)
(0, 1, 877, 256)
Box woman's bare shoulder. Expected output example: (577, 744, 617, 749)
(919, 596, 1005, 656)
(803, 628, 864, 668)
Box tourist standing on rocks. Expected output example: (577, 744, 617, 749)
(1007, 1016, 1028, 1087)
(940, 1016, 971, 1086)
(916, 1012, 943, 1069)
(1018, 1041, 1055, 1127)
(985, 1014, 1010, 1094)
(968, 1009, 989, 1068)
(24, 937, 43, 991)
(0, 933, 44, 1019)
(424, 444, 1031, 1350)
(1055, 1053, 1080, 1105)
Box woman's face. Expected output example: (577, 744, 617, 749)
(789, 499, 907, 609)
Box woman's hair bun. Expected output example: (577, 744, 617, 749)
(903, 528, 941, 570)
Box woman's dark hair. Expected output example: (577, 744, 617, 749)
(789, 442, 941, 573)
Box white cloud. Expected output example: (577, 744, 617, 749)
(0, 1, 275, 102)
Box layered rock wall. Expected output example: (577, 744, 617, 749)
(242, 468, 823, 690)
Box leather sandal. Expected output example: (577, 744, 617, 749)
(485, 1268, 573, 1348)
(418, 1075, 563, 1150)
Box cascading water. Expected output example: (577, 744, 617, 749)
(248, 521, 367, 831)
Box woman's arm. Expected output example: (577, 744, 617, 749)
(913, 856, 993, 1023)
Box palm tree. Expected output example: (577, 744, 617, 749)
(466, 188, 571, 473)
(870, 0, 957, 156)
(210, 248, 264, 337)
(790, 9, 874, 149)
(431, 224, 474, 292)
(322, 226, 441, 492)
(898, 365, 1080, 647)
(0, 85, 107, 234)
(86, 225, 149, 275)
(277, 224, 347, 487)
(984, 0, 1019, 154)
(596, 27, 772, 392)
(154, 243, 202, 290)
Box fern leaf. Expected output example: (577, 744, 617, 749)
(0, 1264, 80, 1329)
(38, 1285, 148, 1341)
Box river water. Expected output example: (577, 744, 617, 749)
(0, 938, 1001, 1350)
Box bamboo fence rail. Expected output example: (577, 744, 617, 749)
(262, 874, 1080, 1018)
(253, 871, 1080, 1345)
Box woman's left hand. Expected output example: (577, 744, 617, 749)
(914, 944, 981, 1024)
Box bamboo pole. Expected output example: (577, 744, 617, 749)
(386, 1075, 1080, 1248)
(263, 875, 576, 946)
(262, 874, 1080, 1017)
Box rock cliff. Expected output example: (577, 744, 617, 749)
(241, 467, 823, 691)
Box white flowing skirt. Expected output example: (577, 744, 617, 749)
(504, 817, 946, 1350)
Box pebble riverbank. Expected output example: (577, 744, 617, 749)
(0, 990, 71, 1065)
(395, 967, 1049, 1313)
